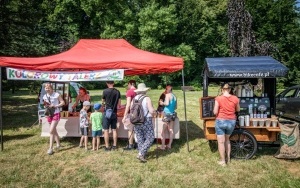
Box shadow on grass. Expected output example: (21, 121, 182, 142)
(3, 134, 35, 142)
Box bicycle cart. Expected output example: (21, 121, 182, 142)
(200, 56, 289, 159)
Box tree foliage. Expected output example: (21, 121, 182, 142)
(0, 0, 300, 91)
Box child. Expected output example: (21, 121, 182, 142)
(79, 101, 91, 150)
(90, 103, 103, 151)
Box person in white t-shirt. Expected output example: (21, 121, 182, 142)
(43, 83, 65, 155)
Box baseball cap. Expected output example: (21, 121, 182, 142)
(83, 101, 91, 106)
(94, 103, 101, 110)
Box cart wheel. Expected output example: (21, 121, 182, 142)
(230, 129, 257, 159)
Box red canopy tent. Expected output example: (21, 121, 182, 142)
(0, 39, 183, 75)
(0, 39, 191, 151)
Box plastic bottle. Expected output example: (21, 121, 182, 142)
(248, 104, 253, 115)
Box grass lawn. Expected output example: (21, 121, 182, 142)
(1, 88, 300, 188)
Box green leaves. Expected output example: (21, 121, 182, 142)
(280, 133, 297, 147)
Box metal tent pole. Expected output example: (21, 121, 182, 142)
(0, 67, 3, 151)
(182, 69, 189, 152)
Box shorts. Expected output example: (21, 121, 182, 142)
(47, 113, 61, 123)
(102, 115, 117, 130)
(162, 113, 176, 123)
(215, 119, 236, 135)
(80, 127, 89, 136)
(92, 130, 102, 137)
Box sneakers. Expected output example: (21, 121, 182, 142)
(137, 155, 147, 163)
(47, 149, 54, 155)
(218, 160, 226, 167)
(123, 144, 134, 151)
(54, 145, 61, 151)
(111, 146, 117, 150)
(104, 147, 111, 151)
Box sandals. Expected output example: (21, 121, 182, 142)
(157, 146, 166, 150)
(157, 146, 172, 150)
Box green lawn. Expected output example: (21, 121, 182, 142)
(0, 88, 299, 188)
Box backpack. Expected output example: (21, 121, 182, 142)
(129, 95, 149, 125)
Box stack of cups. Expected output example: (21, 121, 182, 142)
(245, 115, 250, 126)
(238, 116, 245, 127)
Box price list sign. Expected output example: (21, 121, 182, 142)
(199, 97, 216, 120)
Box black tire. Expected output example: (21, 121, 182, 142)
(230, 129, 257, 159)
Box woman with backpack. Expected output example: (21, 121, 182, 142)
(131, 83, 157, 163)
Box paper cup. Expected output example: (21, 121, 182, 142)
(259, 120, 265, 127)
(265, 120, 271, 127)
(271, 120, 278, 127)
(252, 120, 258, 127)
(60, 112, 65, 117)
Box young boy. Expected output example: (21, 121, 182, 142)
(79, 101, 91, 150)
(90, 103, 103, 151)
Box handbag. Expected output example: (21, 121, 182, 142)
(44, 94, 55, 117)
(44, 107, 55, 117)
(105, 89, 119, 119)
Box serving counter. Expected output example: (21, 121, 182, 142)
(41, 116, 180, 139)
(204, 118, 281, 142)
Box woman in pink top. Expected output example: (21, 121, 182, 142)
(213, 83, 240, 166)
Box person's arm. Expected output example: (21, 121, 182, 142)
(53, 94, 65, 108)
(123, 96, 132, 121)
(236, 98, 240, 112)
(213, 99, 219, 115)
(162, 93, 170, 106)
(72, 95, 79, 109)
(146, 97, 156, 115)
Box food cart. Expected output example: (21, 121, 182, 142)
(200, 56, 289, 159)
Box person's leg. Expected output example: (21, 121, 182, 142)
(84, 135, 88, 150)
(128, 130, 134, 145)
(111, 118, 118, 147)
(112, 129, 117, 147)
(103, 130, 109, 148)
(217, 135, 226, 162)
(225, 134, 231, 163)
(224, 120, 235, 163)
(92, 137, 96, 150)
(167, 121, 174, 149)
(160, 123, 167, 149)
(79, 136, 84, 147)
(102, 117, 110, 149)
(96, 136, 100, 150)
(52, 114, 61, 148)
(48, 123, 54, 151)
(140, 118, 155, 157)
(52, 122, 60, 147)
(134, 126, 144, 156)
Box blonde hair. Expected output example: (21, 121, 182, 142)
(44, 83, 53, 89)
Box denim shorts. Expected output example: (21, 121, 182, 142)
(215, 119, 236, 135)
(92, 130, 102, 137)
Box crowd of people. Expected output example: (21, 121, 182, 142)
(43, 81, 178, 163)
(43, 81, 240, 166)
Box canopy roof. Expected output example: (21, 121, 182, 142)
(0, 39, 183, 76)
(204, 56, 288, 78)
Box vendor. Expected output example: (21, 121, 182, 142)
(72, 87, 91, 112)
